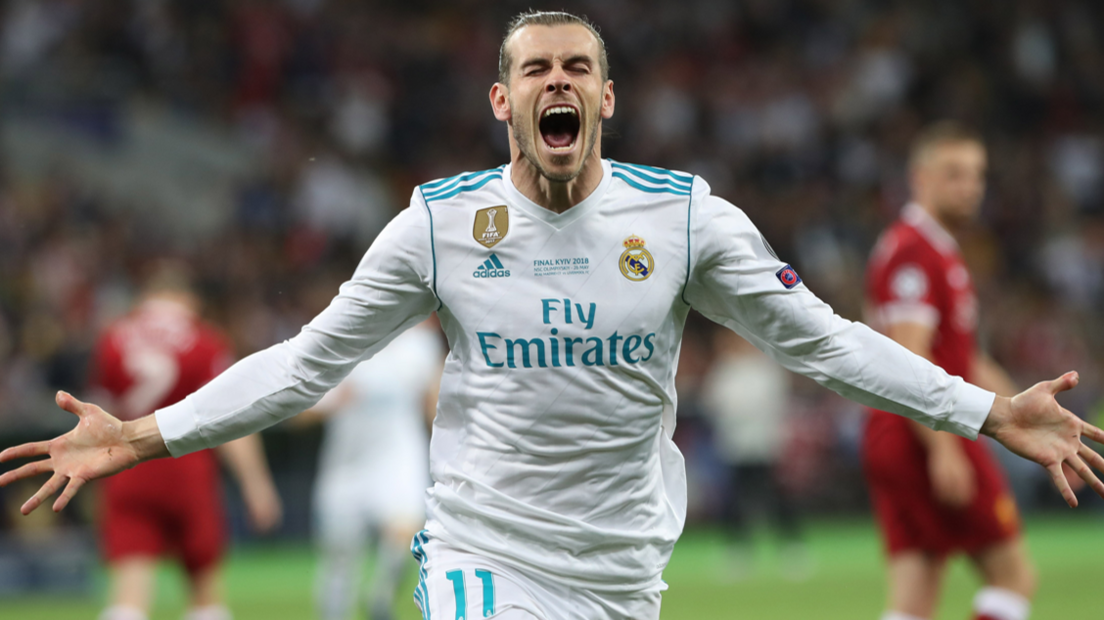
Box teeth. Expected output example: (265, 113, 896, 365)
(542, 106, 578, 118)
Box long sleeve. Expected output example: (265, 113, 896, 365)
(683, 191, 994, 439)
(154, 200, 440, 456)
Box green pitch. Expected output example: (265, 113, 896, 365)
(5, 516, 1102, 619)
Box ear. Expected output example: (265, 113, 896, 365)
(601, 80, 616, 120)
(490, 83, 511, 122)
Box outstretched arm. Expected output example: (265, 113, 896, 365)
(684, 191, 1104, 506)
(1, 199, 438, 515)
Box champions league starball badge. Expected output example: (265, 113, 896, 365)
(619, 235, 654, 281)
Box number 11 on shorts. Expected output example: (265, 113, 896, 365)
(446, 569, 495, 619)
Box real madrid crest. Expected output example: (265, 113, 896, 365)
(619, 235, 654, 281)
(473, 205, 509, 248)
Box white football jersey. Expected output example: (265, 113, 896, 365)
(156, 158, 993, 592)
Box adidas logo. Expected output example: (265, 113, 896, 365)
(473, 253, 511, 278)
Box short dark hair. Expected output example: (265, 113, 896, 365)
(498, 10, 609, 85)
(909, 121, 985, 169)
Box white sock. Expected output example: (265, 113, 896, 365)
(368, 537, 410, 611)
(182, 605, 232, 620)
(99, 606, 149, 620)
(881, 613, 927, 620)
(316, 542, 361, 620)
(974, 587, 1030, 620)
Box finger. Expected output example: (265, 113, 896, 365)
(1071, 451, 1104, 500)
(1045, 371, 1079, 395)
(55, 391, 88, 418)
(21, 473, 66, 515)
(1080, 420, 1104, 445)
(52, 477, 85, 513)
(1079, 443, 1104, 472)
(1046, 462, 1078, 508)
(0, 441, 51, 463)
(0, 459, 54, 486)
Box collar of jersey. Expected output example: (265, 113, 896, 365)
(902, 202, 959, 255)
(501, 159, 612, 230)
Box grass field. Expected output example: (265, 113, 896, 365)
(5, 515, 1102, 619)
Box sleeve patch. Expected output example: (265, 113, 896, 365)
(889, 264, 929, 301)
(776, 265, 802, 289)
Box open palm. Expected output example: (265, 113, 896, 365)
(0, 392, 140, 514)
(984, 372, 1104, 507)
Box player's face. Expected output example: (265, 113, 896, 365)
(492, 24, 614, 182)
(916, 141, 988, 225)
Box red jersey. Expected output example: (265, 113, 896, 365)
(865, 203, 978, 380)
(862, 203, 1017, 556)
(91, 299, 232, 419)
(90, 298, 233, 573)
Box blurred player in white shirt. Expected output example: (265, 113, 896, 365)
(300, 321, 443, 620)
(702, 329, 806, 577)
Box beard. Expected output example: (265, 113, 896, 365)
(936, 198, 982, 229)
(510, 101, 601, 183)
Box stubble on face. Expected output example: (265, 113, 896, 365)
(914, 141, 987, 229)
(933, 146, 986, 226)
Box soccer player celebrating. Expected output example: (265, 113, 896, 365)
(89, 266, 282, 620)
(863, 123, 1039, 620)
(2, 12, 1103, 620)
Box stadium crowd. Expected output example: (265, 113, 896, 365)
(1, 0, 1103, 538)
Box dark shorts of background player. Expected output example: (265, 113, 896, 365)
(99, 449, 226, 576)
(862, 410, 1021, 558)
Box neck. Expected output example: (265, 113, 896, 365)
(510, 149, 604, 214)
(918, 200, 958, 233)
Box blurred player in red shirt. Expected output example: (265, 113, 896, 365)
(863, 123, 1035, 620)
(89, 265, 282, 620)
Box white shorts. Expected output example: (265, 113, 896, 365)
(314, 463, 427, 549)
(409, 531, 662, 620)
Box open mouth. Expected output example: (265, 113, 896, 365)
(539, 105, 580, 151)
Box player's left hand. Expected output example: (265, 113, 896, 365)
(982, 371, 1104, 507)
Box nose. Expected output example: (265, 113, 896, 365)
(546, 68, 571, 93)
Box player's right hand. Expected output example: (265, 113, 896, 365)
(928, 442, 976, 508)
(0, 391, 140, 514)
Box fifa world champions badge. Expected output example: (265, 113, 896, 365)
(619, 235, 654, 281)
(474, 205, 509, 248)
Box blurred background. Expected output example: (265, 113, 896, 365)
(0, 0, 1102, 618)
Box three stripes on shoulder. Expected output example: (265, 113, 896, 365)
(419, 161, 692, 202)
